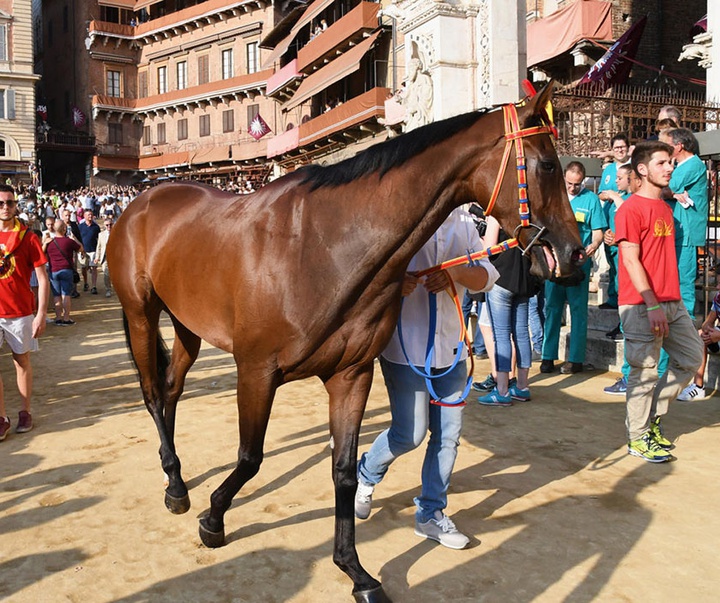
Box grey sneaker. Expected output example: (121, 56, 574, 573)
(414, 511, 469, 549)
(355, 481, 375, 520)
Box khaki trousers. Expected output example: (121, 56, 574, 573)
(619, 301, 702, 441)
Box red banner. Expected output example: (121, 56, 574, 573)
(577, 16, 647, 92)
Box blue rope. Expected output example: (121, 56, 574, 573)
(396, 293, 471, 406)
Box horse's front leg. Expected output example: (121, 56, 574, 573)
(326, 364, 392, 603)
(198, 366, 279, 548)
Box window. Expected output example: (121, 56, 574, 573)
(0, 24, 7, 61)
(246, 42, 259, 74)
(199, 114, 210, 137)
(108, 123, 123, 144)
(197, 54, 209, 85)
(157, 66, 167, 94)
(222, 109, 234, 133)
(247, 104, 259, 129)
(138, 71, 148, 98)
(157, 122, 166, 144)
(177, 118, 188, 140)
(63, 5, 69, 32)
(107, 70, 121, 97)
(0, 90, 4, 119)
(0, 139, 5, 156)
(176, 61, 187, 90)
(221, 49, 233, 80)
(143, 125, 151, 145)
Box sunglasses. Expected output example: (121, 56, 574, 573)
(0, 200, 16, 208)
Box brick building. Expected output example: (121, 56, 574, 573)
(36, 0, 392, 189)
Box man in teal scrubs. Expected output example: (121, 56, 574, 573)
(659, 128, 708, 317)
(541, 162, 608, 374)
(598, 134, 631, 309)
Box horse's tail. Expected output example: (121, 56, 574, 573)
(122, 311, 170, 386)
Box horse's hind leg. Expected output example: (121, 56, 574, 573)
(160, 315, 202, 513)
(199, 365, 280, 548)
(124, 301, 190, 515)
(325, 364, 391, 603)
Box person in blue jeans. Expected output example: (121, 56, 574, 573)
(477, 216, 539, 406)
(355, 208, 499, 550)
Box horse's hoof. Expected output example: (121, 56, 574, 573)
(164, 491, 191, 514)
(353, 585, 392, 603)
(198, 518, 225, 548)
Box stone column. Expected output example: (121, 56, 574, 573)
(392, 0, 526, 123)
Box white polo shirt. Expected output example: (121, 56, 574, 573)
(382, 208, 498, 368)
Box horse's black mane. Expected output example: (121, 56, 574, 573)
(298, 108, 492, 190)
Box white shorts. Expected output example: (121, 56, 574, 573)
(479, 301, 491, 328)
(81, 251, 96, 268)
(0, 315, 39, 354)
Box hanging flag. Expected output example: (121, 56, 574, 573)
(72, 106, 87, 128)
(36, 104, 47, 121)
(577, 16, 647, 93)
(248, 113, 271, 140)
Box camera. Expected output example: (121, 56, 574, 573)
(468, 203, 487, 238)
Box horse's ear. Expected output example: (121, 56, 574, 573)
(523, 79, 557, 135)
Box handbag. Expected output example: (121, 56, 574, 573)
(52, 238, 81, 283)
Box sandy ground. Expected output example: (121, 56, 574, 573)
(1, 292, 719, 603)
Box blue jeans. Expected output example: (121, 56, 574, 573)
(486, 284, 532, 372)
(461, 291, 485, 355)
(50, 269, 74, 297)
(528, 291, 544, 353)
(357, 357, 465, 522)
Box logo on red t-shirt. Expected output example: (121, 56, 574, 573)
(653, 218, 673, 238)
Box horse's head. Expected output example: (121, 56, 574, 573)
(486, 82, 586, 283)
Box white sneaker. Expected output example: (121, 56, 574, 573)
(677, 383, 706, 401)
(414, 511, 470, 549)
(105, 290, 113, 298)
(354, 481, 375, 520)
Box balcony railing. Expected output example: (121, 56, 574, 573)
(36, 131, 96, 149)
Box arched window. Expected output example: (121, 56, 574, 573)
(0, 139, 5, 156)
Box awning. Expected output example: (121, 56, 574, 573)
(262, 32, 297, 69)
(97, 0, 136, 9)
(190, 145, 230, 165)
(283, 31, 380, 111)
(260, 5, 307, 49)
(261, 0, 333, 68)
(291, 0, 333, 37)
(527, 1, 613, 67)
(134, 0, 164, 12)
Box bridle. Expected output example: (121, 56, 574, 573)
(399, 100, 559, 407)
(484, 102, 557, 256)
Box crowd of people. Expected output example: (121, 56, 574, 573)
(0, 106, 715, 554)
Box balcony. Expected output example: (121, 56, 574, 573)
(297, 2, 381, 74)
(88, 0, 272, 50)
(92, 70, 272, 119)
(36, 131, 96, 153)
(298, 87, 388, 148)
(266, 59, 302, 100)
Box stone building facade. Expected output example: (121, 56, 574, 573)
(0, 0, 40, 184)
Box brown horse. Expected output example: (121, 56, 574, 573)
(107, 83, 583, 603)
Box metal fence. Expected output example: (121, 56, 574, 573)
(553, 85, 720, 157)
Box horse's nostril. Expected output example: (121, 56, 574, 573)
(571, 248, 586, 264)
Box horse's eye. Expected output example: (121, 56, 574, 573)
(540, 161, 556, 173)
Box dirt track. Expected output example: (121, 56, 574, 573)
(1, 293, 719, 602)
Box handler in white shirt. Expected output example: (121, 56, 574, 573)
(356, 207, 498, 549)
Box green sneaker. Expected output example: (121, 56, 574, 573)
(628, 433, 672, 463)
(649, 417, 673, 449)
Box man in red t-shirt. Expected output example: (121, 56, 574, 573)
(0, 184, 49, 441)
(615, 142, 703, 463)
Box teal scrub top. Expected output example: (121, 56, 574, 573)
(571, 188, 608, 247)
(668, 154, 708, 247)
(598, 162, 618, 193)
